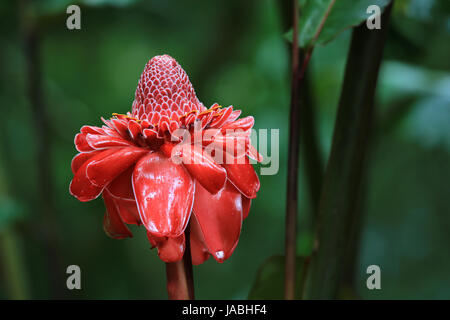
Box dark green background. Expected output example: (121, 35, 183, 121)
(0, 0, 449, 299)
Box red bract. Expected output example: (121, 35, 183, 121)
(70, 55, 262, 264)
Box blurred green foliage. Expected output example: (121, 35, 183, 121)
(0, 0, 449, 299)
(248, 255, 306, 300)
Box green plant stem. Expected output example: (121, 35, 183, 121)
(278, 1, 324, 216)
(305, 2, 393, 299)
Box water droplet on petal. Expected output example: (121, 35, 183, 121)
(215, 251, 224, 260)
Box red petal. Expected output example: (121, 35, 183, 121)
(179, 144, 227, 195)
(242, 195, 251, 219)
(210, 106, 233, 128)
(85, 134, 133, 150)
(106, 166, 141, 224)
(222, 110, 242, 125)
(86, 147, 148, 188)
(80, 125, 104, 135)
(206, 133, 249, 161)
(193, 181, 243, 263)
(106, 167, 134, 200)
(71, 151, 101, 175)
(222, 161, 260, 199)
(102, 125, 122, 138)
(102, 189, 133, 239)
(110, 119, 129, 138)
(114, 198, 141, 225)
(69, 149, 117, 202)
(221, 116, 254, 132)
(74, 133, 94, 152)
(128, 120, 141, 140)
(132, 152, 194, 237)
(246, 143, 264, 162)
(190, 215, 210, 265)
(147, 232, 185, 263)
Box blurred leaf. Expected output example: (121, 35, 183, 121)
(405, 96, 450, 151)
(248, 255, 307, 300)
(286, 0, 390, 48)
(30, 0, 74, 16)
(0, 196, 25, 231)
(379, 61, 450, 102)
(296, 230, 314, 256)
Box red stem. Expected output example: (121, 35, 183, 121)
(165, 228, 194, 300)
(165, 260, 190, 300)
(284, 0, 336, 300)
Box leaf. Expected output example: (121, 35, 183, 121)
(286, 0, 391, 48)
(248, 255, 307, 300)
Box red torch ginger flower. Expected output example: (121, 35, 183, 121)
(70, 55, 262, 264)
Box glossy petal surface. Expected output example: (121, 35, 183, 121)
(71, 151, 101, 175)
(86, 147, 148, 187)
(132, 152, 194, 237)
(74, 133, 94, 152)
(180, 144, 227, 195)
(70, 149, 117, 202)
(193, 181, 243, 263)
(85, 134, 133, 150)
(222, 161, 260, 199)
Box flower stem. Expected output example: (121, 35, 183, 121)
(165, 227, 195, 300)
(165, 260, 191, 300)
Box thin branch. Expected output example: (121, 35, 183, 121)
(312, 0, 336, 45)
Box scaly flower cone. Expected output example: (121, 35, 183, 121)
(69, 55, 262, 299)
